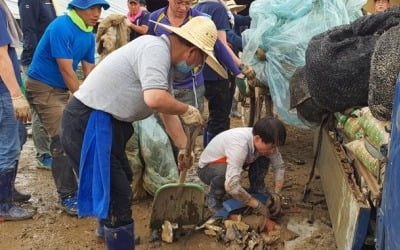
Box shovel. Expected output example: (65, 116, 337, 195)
(149, 126, 204, 230)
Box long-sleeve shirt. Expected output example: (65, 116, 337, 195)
(18, 0, 56, 66)
(199, 127, 285, 198)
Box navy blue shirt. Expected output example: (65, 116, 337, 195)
(18, 0, 57, 66)
(128, 10, 150, 41)
(227, 14, 251, 53)
(194, 2, 232, 81)
(0, 6, 22, 94)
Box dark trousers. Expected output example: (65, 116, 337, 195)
(26, 78, 76, 198)
(197, 156, 270, 203)
(204, 79, 235, 136)
(61, 97, 134, 228)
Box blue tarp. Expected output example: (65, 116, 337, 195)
(376, 77, 400, 250)
(241, 0, 365, 127)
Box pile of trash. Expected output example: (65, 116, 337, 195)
(157, 214, 300, 249)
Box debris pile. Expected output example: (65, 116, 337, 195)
(195, 215, 298, 250)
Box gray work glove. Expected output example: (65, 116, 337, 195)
(252, 201, 270, 217)
(255, 48, 267, 61)
(241, 64, 256, 81)
(267, 193, 282, 217)
(240, 64, 258, 88)
(179, 105, 203, 126)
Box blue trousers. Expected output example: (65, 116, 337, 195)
(0, 92, 20, 171)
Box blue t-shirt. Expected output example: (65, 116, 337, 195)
(194, 2, 239, 81)
(27, 15, 95, 89)
(148, 7, 205, 89)
(0, 6, 22, 94)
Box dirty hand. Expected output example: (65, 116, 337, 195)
(267, 193, 282, 217)
(177, 149, 194, 170)
(252, 201, 270, 217)
(179, 105, 203, 126)
(11, 95, 31, 123)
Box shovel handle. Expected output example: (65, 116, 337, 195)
(179, 169, 187, 184)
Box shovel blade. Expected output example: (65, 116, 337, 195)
(150, 183, 205, 230)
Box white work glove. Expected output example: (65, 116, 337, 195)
(177, 149, 194, 171)
(179, 105, 203, 126)
(11, 95, 31, 123)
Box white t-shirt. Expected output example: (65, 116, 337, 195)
(74, 35, 173, 122)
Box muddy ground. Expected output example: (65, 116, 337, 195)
(0, 118, 337, 250)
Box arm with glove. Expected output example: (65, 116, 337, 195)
(0, 45, 31, 123)
(144, 89, 203, 170)
(144, 89, 203, 126)
(234, 64, 258, 96)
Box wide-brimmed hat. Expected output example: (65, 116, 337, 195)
(225, 0, 246, 13)
(363, 0, 400, 13)
(68, 0, 110, 10)
(151, 16, 228, 79)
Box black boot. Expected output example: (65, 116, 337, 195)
(0, 168, 34, 221)
(104, 222, 135, 250)
(96, 219, 106, 241)
(12, 161, 31, 202)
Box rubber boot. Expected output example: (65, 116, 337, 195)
(230, 98, 241, 118)
(96, 219, 106, 241)
(207, 175, 226, 212)
(104, 222, 135, 250)
(0, 168, 34, 221)
(12, 161, 31, 202)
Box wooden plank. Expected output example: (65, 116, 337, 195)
(353, 158, 381, 200)
(317, 128, 371, 250)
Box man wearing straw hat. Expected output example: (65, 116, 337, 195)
(60, 16, 224, 249)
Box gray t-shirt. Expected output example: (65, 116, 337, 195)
(74, 35, 173, 122)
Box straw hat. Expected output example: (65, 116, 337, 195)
(363, 0, 400, 13)
(151, 16, 228, 79)
(225, 0, 246, 13)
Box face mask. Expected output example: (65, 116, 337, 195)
(175, 61, 195, 74)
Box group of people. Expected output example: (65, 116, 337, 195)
(0, 0, 294, 249)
